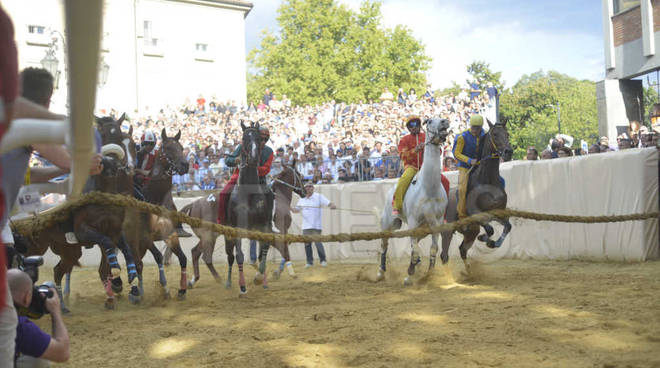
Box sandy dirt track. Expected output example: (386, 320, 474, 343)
(33, 259, 660, 368)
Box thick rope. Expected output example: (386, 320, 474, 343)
(10, 191, 660, 244)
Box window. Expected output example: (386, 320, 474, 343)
(28, 25, 46, 35)
(142, 20, 163, 56)
(194, 42, 213, 62)
(26, 24, 50, 46)
(613, 0, 640, 14)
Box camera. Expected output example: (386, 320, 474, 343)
(7, 232, 56, 319)
(23, 281, 56, 320)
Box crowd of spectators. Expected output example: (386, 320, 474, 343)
(105, 84, 495, 192)
(96, 85, 659, 193)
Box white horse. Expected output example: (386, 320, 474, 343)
(377, 117, 450, 285)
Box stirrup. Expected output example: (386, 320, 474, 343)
(65, 232, 79, 244)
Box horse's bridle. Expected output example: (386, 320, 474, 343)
(156, 141, 179, 177)
(425, 126, 448, 146)
(272, 165, 303, 192)
(482, 124, 507, 161)
(239, 129, 261, 170)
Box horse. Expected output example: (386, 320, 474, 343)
(440, 119, 513, 271)
(224, 121, 274, 295)
(18, 115, 142, 310)
(377, 117, 450, 286)
(181, 163, 304, 288)
(270, 163, 306, 279)
(122, 128, 190, 300)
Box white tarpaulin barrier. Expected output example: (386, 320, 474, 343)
(40, 148, 659, 266)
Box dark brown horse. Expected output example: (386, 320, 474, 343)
(122, 128, 190, 299)
(18, 115, 141, 310)
(440, 119, 513, 272)
(180, 163, 304, 288)
(224, 122, 274, 295)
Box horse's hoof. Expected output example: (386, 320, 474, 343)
(111, 277, 123, 294)
(376, 270, 385, 282)
(187, 280, 195, 289)
(128, 293, 141, 305)
(225, 281, 232, 289)
(239, 286, 247, 294)
(61, 306, 72, 316)
(177, 290, 187, 301)
(478, 234, 488, 242)
(486, 240, 497, 249)
(263, 284, 269, 289)
(162, 288, 171, 300)
(403, 278, 413, 287)
(104, 299, 115, 310)
(254, 273, 264, 285)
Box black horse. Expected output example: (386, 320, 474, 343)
(440, 119, 513, 272)
(224, 121, 274, 295)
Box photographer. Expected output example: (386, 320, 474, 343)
(8, 269, 69, 366)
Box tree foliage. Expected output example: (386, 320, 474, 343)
(466, 60, 503, 90)
(247, 0, 431, 105)
(499, 70, 598, 159)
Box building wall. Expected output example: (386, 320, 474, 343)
(3, 0, 250, 115)
(605, 0, 660, 79)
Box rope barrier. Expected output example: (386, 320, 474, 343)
(10, 191, 660, 244)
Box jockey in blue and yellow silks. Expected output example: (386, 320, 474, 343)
(453, 114, 486, 218)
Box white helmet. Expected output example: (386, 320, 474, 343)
(142, 130, 156, 143)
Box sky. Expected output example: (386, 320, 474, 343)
(244, 0, 605, 89)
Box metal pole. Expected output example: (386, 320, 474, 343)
(557, 102, 561, 134)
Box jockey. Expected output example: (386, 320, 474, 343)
(453, 114, 486, 218)
(392, 116, 449, 218)
(217, 126, 274, 224)
(135, 129, 158, 187)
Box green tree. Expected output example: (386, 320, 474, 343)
(500, 70, 598, 159)
(247, 0, 431, 105)
(466, 60, 503, 90)
(643, 85, 659, 126)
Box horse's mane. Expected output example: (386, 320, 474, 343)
(476, 130, 487, 159)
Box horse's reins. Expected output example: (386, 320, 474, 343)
(272, 166, 303, 192)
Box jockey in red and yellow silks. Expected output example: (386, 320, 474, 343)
(392, 116, 449, 217)
(217, 126, 274, 224)
(453, 114, 485, 218)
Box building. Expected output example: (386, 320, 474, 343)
(598, 0, 657, 140)
(3, 0, 253, 114)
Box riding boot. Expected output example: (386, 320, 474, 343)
(175, 223, 193, 238)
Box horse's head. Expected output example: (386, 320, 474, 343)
(275, 164, 306, 198)
(240, 121, 262, 168)
(159, 128, 189, 175)
(486, 119, 513, 162)
(423, 117, 450, 146)
(97, 113, 134, 170)
(96, 113, 126, 146)
(121, 125, 137, 170)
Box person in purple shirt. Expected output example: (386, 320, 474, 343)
(8, 269, 70, 366)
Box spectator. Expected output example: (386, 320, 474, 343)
(540, 149, 553, 160)
(397, 88, 407, 106)
(9, 269, 70, 365)
(263, 88, 273, 107)
(443, 156, 457, 171)
(469, 80, 481, 100)
(557, 146, 573, 158)
(588, 144, 601, 154)
(379, 87, 394, 105)
(526, 146, 539, 160)
(292, 182, 336, 268)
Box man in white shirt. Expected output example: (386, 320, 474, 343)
(292, 182, 336, 267)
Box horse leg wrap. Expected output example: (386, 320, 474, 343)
(238, 264, 246, 289)
(158, 265, 167, 287)
(127, 263, 138, 284)
(286, 261, 295, 277)
(258, 259, 267, 275)
(380, 252, 387, 272)
(279, 258, 286, 272)
(104, 277, 114, 298)
(180, 269, 187, 291)
(262, 271, 268, 289)
(64, 273, 71, 297)
(106, 251, 121, 274)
